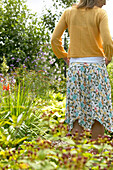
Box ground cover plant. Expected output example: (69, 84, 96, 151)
(0, 58, 113, 169)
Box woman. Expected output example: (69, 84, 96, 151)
(51, 0, 113, 140)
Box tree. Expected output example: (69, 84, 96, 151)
(0, 0, 77, 80)
(0, 0, 50, 69)
(41, 0, 77, 33)
(52, 0, 77, 9)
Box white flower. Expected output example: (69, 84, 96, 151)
(57, 71, 61, 73)
(55, 63, 58, 68)
(58, 77, 61, 81)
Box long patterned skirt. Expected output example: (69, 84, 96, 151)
(65, 62, 113, 133)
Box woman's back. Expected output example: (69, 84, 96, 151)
(51, 5, 113, 61)
(66, 6, 106, 57)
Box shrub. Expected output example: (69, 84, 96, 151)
(0, 0, 50, 69)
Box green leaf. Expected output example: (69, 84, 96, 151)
(13, 136, 28, 145)
(61, 137, 75, 145)
(12, 115, 17, 124)
(17, 113, 23, 123)
(38, 150, 46, 160)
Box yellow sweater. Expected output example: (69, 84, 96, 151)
(51, 5, 113, 61)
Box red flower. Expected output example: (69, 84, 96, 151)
(3, 83, 10, 91)
(7, 83, 10, 90)
(3, 84, 6, 90)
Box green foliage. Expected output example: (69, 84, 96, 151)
(0, 0, 50, 69)
(107, 60, 113, 104)
(0, 61, 113, 169)
(0, 129, 113, 169)
(0, 78, 33, 148)
(1, 0, 71, 80)
(1, 0, 67, 80)
(0, 56, 9, 76)
(0, 61, 66, 150)
(52, 0, 77, 8)
(42, 10, 58, 33)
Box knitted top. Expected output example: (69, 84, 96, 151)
(51, 5, 113, 61)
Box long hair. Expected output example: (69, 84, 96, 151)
(77, 0, 97, 9)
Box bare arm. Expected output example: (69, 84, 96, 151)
(105, 58, 112, 66)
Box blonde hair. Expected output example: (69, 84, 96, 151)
(77, 0, 97, 9)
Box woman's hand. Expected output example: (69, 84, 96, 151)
(105, 58, 112, 66)
(63, 58, 69, 66)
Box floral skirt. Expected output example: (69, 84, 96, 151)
(65, 62, 113, 133)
